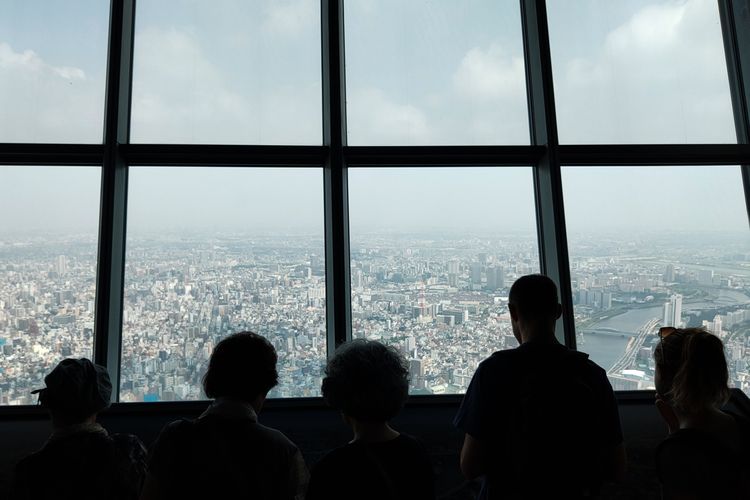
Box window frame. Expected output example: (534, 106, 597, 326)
(0, 0, 748, 404)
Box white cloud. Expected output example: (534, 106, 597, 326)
(453, 44, 526, 101)
(556, 0, 735, 143)
(0, 42, 103, 143)
(346, 88, 431, 145)
(262, 0, 317, 37)
(130, 27, 320, 144)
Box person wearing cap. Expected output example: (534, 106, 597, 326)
(9, 358, 147, 500)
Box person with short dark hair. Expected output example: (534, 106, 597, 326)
(10, 358, 147, 500)
(455, 274, 626, 499)
(139, 332, 308, 500)
(654, 327, 750, 499)
(306, 340, 435, 500)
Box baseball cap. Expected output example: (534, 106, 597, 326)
(32, 358, 112, 418)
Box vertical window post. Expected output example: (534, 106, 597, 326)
(521, 0, 576, 347)
(719, 0, 750, 223)
(322, 0, 352, 357)
(95, 0, 135, 400)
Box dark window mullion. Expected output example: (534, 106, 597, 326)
(718, 0, 750, 227)
(95, 0, 135, 401)
(322, 0, 351, 357)
(521, 0, 575, 348)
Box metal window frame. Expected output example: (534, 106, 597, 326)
(0, 0, 749, 405)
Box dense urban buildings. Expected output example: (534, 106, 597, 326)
(1, 230, 748, 404)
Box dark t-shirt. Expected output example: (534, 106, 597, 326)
(656, 412, 750, 500)
(149, 414, 307, 500)
(306, 434, 435, 500)
(10, 429, 147, 500)
(454, 341, 623, 499)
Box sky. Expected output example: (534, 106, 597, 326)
(0, 0, 747, 235)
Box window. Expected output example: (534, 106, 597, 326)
(344, 0, 528, 145)
(349, 167, 539, 394)
(563, 166, 750, 392)
(547, 0, 736, 144)
(120, 167, 326, 401)
(1, 0, 749, 405)
(0, 167, 101, 405)
(130, 0, 322, 144)
(0, 1, 109, 143)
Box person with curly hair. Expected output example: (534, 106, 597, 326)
(139, 332, 308, 500)
(654, 327, 750, 499)
(306, 339, 435, 500)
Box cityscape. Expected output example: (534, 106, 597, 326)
(0, 231, 749, 404)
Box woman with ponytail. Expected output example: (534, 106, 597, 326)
(653, 327, 750, 499)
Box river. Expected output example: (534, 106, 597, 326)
(578, 289, 750, 371)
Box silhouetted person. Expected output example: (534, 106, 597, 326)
(10, 358, 147, 500)
(654, 327, 750, 499)
(454, 274, 626, 499)
(139, 332, 307, 500)
(306, 340, 435, 500)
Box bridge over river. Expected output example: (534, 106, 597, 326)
(607, 318, 660, 376)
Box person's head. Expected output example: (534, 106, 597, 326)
(508, 274, 562, 342)
(202, 332, 278, 407)
(33, 358, 112, 427)
(654, 327, 730, 416)
(321, 339, 409, 424)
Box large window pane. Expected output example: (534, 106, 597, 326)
(563, 166, 750, 397)
(548, 0, 736, 144)
(0, 1, 109, 143)
(344, 0, 528, 145)
(121, 168, 325, 401)
(0, 167, 101, 405)
(130, 0, 322, 145)
(349, 168, 539, 394)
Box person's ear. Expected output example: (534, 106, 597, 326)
(655, 397, 679, 434)
(555, 303, 562, 320)
(509, 303, 518, 322)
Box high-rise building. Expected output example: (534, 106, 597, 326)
(698, 269, 714, 285)
(470, 263, 482, 284)
(486, 266, 504, 291)
(663, 294, 683, 327)
(663, 264, 675, 283)
(56, 255, 68, 276)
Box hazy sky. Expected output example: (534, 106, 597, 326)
(0, 0, 747, 235)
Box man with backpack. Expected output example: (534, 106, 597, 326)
(454, 274, 626, 499)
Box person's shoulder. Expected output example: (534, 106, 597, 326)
(393, 433, 428, 451)
(253, 422, 301, 452)
(312, 443, 355, 476)
(478, 348, 520, 372)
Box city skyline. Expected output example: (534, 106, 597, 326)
(1, 229, 749, 404)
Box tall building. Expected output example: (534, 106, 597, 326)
(56, 255, 68, 276)
(663, 264, 675, 283)
(698, 269, 714, 285)
(470, 263, 482, 284)
(486, 266, 504, 291)
(663, 294, 683, 327)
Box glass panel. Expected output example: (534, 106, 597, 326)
(563, 166, 750, 397)
(130, 0, 322, 145)
(0, 167, 101, 405)
(344, 0, 528, 145)
(548, 0, 736, 144)
(0, 1, 109, 143)
(121, 168, 326, 401)
(349, 167, 539, 394)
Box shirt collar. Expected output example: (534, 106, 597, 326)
(200, 398, 258, 422)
